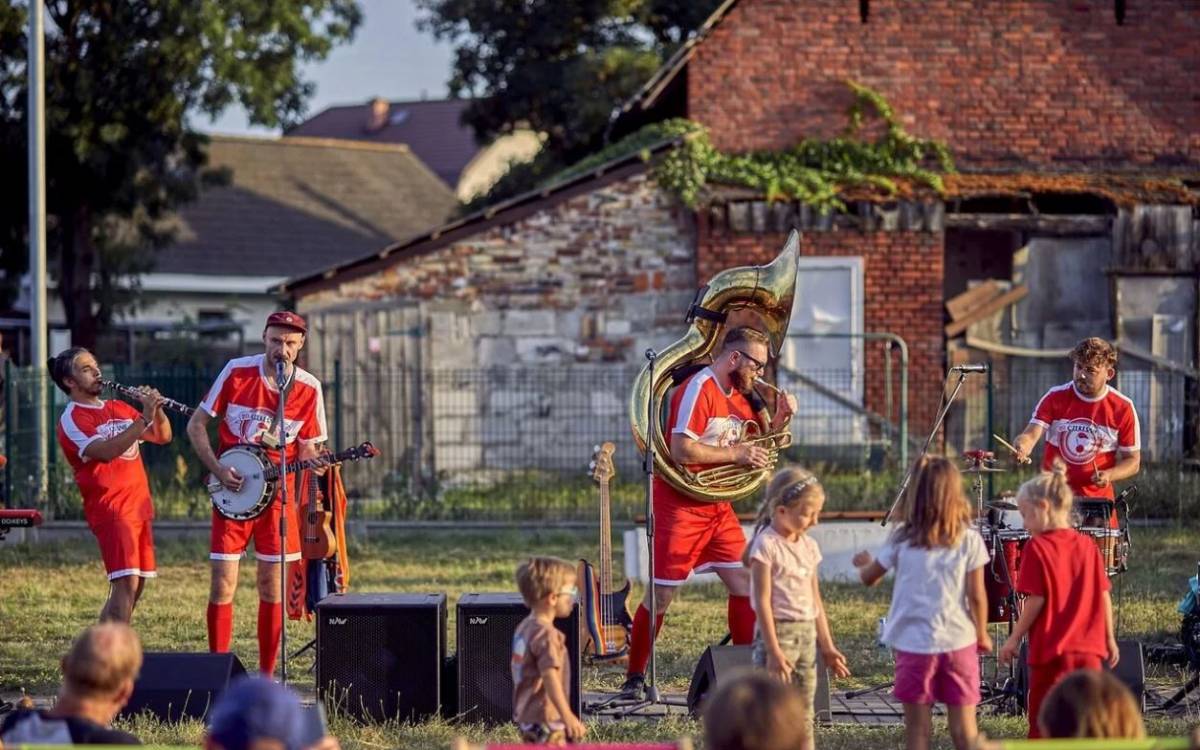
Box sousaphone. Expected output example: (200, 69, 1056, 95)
(629, 230, 800, 503)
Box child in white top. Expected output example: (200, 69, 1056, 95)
(853, 456, 991, 750)
(744, 468, 851, 750)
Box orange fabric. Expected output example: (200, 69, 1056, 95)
(331, 466, 351, 590)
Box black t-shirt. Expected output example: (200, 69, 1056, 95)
(0, 708, 141, 745)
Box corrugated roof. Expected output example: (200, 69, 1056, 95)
(286, 98, 480, 188)
(155, 135, 459, 279)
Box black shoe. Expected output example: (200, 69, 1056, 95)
(619, 673, 645, 699)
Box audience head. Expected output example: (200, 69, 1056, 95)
(1016, 460, 1074, 532)
(703, 671, 809, 750)
(60, 623, 142, 709)
(205, 676, 321, 750)
(1038, 669, 1145, 739)
(894, 455, 971, 548)
(515, 556, 577, 611)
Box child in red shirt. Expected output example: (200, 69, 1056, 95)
(999, 463, 1118, 738)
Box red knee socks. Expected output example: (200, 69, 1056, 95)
(626, 603, 665, 677)
(727, 595, 756, 644)
(257, 600, 283, 676)
(207, 602, 233, 653)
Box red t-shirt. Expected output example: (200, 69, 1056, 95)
(654, 367, 757, 509)
(1016, 528, 1111, 665)
(1031, 382, 1140, 499)
(56, 400, 153, 527)
(200, 354, 328, 462)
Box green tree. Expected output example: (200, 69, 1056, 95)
(417, 0, 722, 205)
(0, 1, 361, 348)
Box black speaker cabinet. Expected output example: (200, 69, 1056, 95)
(120, 652, 246, 722)
(456, 593, 581, 724)
(686, 644, 831, 720)
(316, 593, 446, 722)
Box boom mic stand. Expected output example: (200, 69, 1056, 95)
(275, 359, 291, 686)
(883, 365, 986, 526)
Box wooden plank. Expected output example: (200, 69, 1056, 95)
(944, 213, 1112, 235)
(944, 285, 1029, 337)
(945, 280, 1002, 322)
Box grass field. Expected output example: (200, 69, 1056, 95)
(2, 526, 1198, 749)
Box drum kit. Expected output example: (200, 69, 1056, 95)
(965, 445, 1133, 710)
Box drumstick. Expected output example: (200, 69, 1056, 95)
(992, 433, 1030, 464)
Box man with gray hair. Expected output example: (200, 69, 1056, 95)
(0, 623, 143, 744)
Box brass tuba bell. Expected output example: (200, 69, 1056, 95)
(629, 230, 800, 504)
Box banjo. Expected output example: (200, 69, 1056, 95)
(208, 441, 379, 520)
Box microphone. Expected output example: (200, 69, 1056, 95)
(275, 358, 287, 387)
(951, 363, 989, 373)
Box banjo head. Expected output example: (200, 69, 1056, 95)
(210, 445, 275, 520)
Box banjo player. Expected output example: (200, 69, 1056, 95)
(186, 311, 328, 676)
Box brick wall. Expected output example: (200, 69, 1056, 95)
(688, 0, 1200, 168)
(298, 172, 698, 365)
(698, 218, 946, 434)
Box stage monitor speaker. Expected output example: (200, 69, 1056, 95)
(120, 652, 246, 722)
(316, 593, 446, 722)
(456, 592, 581, 724)
(1107, 640, 1146, 712)
(686, 644, 830, 719)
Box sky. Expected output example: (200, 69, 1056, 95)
(201, 0, 456, 136)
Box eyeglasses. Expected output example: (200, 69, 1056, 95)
(557, 585, 579, 599)
(736, 350, 767, 373)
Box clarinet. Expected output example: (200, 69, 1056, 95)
(101, 380, 197, 417)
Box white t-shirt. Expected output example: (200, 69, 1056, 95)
(747, 526, 823, 622)
(876, 527, 989, 654)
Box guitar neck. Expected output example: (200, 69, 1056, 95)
(598, 479, 613, 595)
(266, 450, 351, 479)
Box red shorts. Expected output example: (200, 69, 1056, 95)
(91, 519, 156, 581)
(211, 489, 301, 563)
(1026, 652, 1102, 738)
(652, 488, 746, 585)
(894, 645, 981, 706)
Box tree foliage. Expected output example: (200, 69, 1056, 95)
(417, 0, 723, 204)
(0, 0, 361, 348)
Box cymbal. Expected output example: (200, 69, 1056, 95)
(988, 499, 1018, 511)
(962, 465, 1005, 474)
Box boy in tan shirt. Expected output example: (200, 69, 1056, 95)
(512, 556, 586, 745)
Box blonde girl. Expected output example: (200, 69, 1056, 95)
(743, 467, 851, 750)
(998, 462, 1118, 739)
(853, 456, 991, 750)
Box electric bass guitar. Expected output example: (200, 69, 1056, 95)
(578, 442, 633, 662)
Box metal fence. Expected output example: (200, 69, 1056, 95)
(9, 353, 1194, 522)
(1, 360, 908, 521)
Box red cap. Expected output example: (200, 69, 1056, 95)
(264, 311, 307, 335)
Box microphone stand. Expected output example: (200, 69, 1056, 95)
(882, 368, 975, 526)
(275, 360, 290, 685)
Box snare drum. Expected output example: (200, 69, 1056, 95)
(1079, 527, 1124, 576)
(979, 524, 1030, 623)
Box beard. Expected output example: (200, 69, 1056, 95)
(732, 368, 757, 392)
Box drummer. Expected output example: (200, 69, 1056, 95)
(1010, 337, 1140, 526)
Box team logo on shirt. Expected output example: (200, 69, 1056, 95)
(225, 404, 303, 446)
(700, 416, 746, 448)
(1053, 418, 1113, 465)
(95, 420, 140, 460)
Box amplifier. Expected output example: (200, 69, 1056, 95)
(316, 593, 446, 722)
(456, 592, 581, 724)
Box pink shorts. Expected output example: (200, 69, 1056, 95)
(894, 644, 981, 706)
